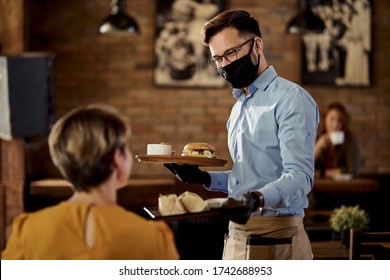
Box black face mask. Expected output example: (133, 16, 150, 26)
(217, 51, 260, 89)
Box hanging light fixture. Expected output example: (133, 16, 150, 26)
(98, 0, 139, 35)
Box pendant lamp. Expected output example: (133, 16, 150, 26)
(98, 0, 139, 35)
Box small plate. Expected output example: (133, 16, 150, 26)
(206, 198, 228, 209)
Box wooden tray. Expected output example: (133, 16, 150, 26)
(143, 206, 221, 221)
(135, 155, 228, 167)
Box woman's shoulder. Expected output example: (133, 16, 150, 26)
(8, 202, 72, 233)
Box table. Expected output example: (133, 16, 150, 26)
(311, 240, 349, 260)
(305, 178, 379, 236)
(29, 177, 176, 196)
(312, 178, 378, 194)
(28, 177, 225, 212)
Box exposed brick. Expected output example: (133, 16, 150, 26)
(22, 0, 390, 178)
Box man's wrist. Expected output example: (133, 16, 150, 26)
(251, 191, 264, 211)
(200, 171, 211, 187)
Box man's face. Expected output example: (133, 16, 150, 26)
(208, 28, 257, 68)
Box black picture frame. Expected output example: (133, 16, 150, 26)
(154, 0, 228, 88)
(302, 0, 372, 86)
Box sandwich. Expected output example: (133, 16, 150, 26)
(158, 194, 187, 216)
(181, 142, 218, 158)
(179, 191, 209, 213)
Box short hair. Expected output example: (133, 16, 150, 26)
(48, 105, 131, 191)
(201, 10, 262, 46)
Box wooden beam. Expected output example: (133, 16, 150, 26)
(0, 0, 25, 251)
(0, 0, 25, 55)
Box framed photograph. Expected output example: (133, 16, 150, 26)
(301, 0, 372, 86)
(154, 0, 227, 88)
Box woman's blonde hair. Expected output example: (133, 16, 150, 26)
(48, 104, 131, 191)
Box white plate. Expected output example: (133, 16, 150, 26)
(333, 173, 353, 181)
(206, 198, 228, 209)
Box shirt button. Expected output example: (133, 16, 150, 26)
(236, 180, 239, 185)
(308, 132, 312, 136)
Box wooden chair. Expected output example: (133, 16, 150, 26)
(349, 228, 390, 260)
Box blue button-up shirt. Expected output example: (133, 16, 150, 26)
(208, 66, 319, 217)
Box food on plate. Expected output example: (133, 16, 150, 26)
(147, 142, 172, 155)
(158, 194, 186, 216)
(179, 191, 209, 213)
(181, 142, 217, 158)
(158, 191, 208, 215)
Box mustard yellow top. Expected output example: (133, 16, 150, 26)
(1, 202, 179, 260)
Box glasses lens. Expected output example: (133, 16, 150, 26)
(224, 49, 237, 63)
(209, 57, 220, 68)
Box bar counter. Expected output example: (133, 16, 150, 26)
(312, 178, 379, 194)
(28, 177, 226, 212)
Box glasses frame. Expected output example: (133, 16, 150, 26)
(209, 38, 255, 69)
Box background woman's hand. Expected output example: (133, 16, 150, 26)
(314, 133, 331, 161)
(316, 133, 331, 150)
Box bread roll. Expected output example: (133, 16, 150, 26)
(158, 194, 187, 216)
(179, 191, 209, 213)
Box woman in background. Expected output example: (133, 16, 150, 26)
(2, 105, 179, 260)
(314, 102, 361, 178)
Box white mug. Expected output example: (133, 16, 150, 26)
(329, 131, 345, 145)
(147, 144, 172, 155)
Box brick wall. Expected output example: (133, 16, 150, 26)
(26, 0, 389, 177)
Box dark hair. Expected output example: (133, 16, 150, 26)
(319, 102, 351, 134)
(201, 10, 262, 46)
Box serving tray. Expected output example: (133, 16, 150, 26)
(143, 198, 250, 224)
(143, 206, 221, 221)
(135, 155, 228, 167)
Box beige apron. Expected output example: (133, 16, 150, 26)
(222, 216, 313, 260)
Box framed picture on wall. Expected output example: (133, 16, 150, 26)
(301, 0, 372, 86)
(154, 0, 227, 88)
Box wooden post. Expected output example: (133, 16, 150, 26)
(0, 0, 25, 251)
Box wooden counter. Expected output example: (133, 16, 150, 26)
(312, 178, 378, 194)
(305, 178, 379, 236)
(28, 177, 177, 212)
(29, 177, 176, 195)
(28, 177, 226, 213)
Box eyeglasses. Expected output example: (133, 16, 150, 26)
(209, 38, 254, 69)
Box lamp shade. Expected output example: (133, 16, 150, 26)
(98, 0, 139, 35)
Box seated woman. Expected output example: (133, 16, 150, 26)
(314, 102, 361, 178)
(2, 105, 179, 260)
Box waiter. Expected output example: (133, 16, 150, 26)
(165, 9, 319, 260)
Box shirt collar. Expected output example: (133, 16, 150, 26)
(232, 66, 278, 101)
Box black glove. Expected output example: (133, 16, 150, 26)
(240, 191, 262, 213)
(220, 198, 252, 224)
(163, 163, 211, 186)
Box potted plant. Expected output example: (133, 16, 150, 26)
(329, 205, 370, 248)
